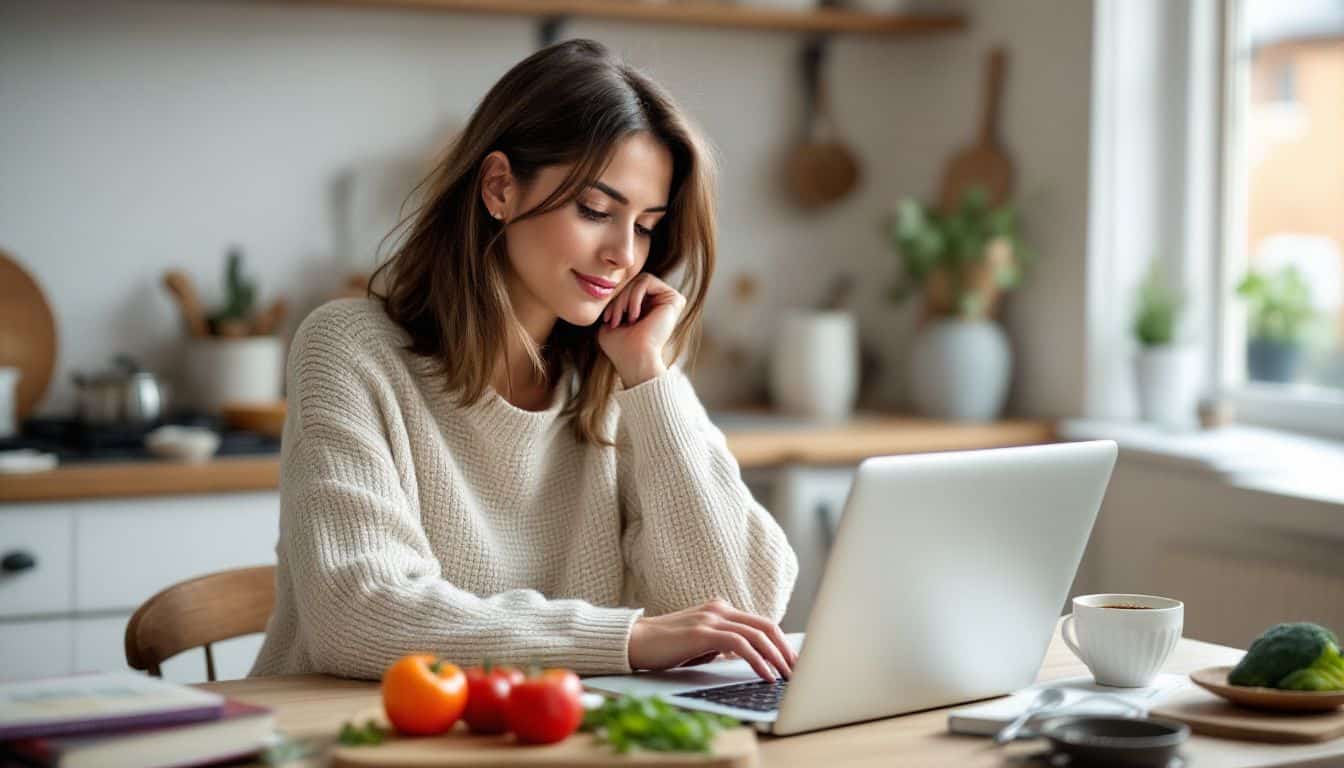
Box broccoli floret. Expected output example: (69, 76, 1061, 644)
(1279, 641, 1344, 691)
(1229, 622, 1344, 691)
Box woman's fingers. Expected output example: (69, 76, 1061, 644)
(704, 629, 777, 682)
(627, 278, 649, 323)
(719, 619, 792, 678)
(722, 607, 798, 666)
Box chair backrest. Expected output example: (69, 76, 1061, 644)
(125, 565, 276, 681)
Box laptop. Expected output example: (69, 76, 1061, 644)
(584, 440, 1118, 736)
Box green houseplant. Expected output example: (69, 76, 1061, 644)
(888, 186, 1032, 320)
(1236, 266, 1315, 383)
(886, 187, 1032, 422)
(1132, 263, 1199, 429)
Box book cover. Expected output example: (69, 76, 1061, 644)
(0, 672, 225, 741)
(2, 698, 274, 768)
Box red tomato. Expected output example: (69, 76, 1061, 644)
(380, 654, 468, 736)
(463, 663, 525, 734)
(505, 668, 584, 745)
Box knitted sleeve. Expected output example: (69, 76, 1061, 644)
(278, 310, 643, 679)
(614, 367, 799, 622)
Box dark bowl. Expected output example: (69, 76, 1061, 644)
(1034, 715, 1189, 768)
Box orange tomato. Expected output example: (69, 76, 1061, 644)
(381, 654, 468, 736)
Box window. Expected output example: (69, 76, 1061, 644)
(1221, 0, 1344, 432)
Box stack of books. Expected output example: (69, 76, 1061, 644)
(0, 671, 274, 768)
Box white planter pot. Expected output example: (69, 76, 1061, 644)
(183, 336, 284, 414)
(770, 311, 859, 421)
(908, 319, 1012, 422)
(1134, 345, 1201, 430)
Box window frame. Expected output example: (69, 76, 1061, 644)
(1216, 0, 1344, 440)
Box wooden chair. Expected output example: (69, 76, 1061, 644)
(125, 565, 276, 681)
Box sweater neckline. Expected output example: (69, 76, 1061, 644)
(475, 377, 569, 435)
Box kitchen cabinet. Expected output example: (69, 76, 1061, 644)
(0, 492, 279, 683)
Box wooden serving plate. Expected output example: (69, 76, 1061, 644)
(1189, 666, 1344, 712)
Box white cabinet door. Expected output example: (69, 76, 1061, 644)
(0, 619, 73, 681)
(73, 492, 279, 612)
(0, 507, 74, 618)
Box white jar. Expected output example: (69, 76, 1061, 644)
(769, 310, 859, 421)
(0, 366, 19, 438)
(183, 337, 284, 413)
(1134, 345, 1201, 430)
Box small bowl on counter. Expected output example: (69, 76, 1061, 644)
(145, 425, 220, 463)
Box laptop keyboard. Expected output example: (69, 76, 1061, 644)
(677, 679, 788, 712)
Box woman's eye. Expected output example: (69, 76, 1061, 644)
(579, 202, 655, 239)
(577, 203, 609, 221)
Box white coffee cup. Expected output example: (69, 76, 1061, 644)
(1061, 593, 1183, 687)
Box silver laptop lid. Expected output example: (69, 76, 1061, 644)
(772, 440, 1117, 735)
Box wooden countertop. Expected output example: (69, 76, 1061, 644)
(0, 417, 1054, 503)
(197, 624, 1341, 768)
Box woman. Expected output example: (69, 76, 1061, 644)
(250, 39, 799, 682)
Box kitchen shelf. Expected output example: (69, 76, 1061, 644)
(0, 418, 1054, 502)
(288, 0, 967, 37)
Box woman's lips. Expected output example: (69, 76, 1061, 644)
(574, 271, 616, 299)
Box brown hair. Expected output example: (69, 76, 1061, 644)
(371, 38, 716, 445)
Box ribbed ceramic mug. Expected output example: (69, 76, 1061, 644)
(1061, 594, 1183, 687)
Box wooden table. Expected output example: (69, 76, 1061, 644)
(200, 623, 1344, 767)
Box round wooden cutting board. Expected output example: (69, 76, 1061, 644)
(0, 249, 57, 419)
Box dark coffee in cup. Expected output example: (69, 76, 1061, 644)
(1101, 604, 1152, 610)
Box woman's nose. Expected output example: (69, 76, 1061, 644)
(601, 229, 637, 269)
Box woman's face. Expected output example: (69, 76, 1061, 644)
(489, 132, 673, 337)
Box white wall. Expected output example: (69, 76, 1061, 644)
(0, 0, 1094, 418)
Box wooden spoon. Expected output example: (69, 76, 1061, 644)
(251, 298, 287, 336)
(938, 48, 1014, 212)
(162, 271, 210, 338)
(788, 40, 860, 209)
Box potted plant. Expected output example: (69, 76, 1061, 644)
(887, 187, 1032, 421)
(1132, 263, 1199, 429)
(1236, 266, 1314, 383)
(178, 247, 288, 413)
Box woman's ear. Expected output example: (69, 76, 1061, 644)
(479, 151, 514, 221)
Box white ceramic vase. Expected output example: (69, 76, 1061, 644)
(183, 336, 284, 413)
(1134, 345, 1201, 430)
(770, 311, 859, 421)
(908, 318, 1012, 422)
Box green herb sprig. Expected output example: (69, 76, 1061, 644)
(581, 695, 739, 754)
(338, 719, 387, 746)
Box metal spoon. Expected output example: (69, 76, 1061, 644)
(994, 687, 1066, 744)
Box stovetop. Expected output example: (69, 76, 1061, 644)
(0, 415, 281, 463)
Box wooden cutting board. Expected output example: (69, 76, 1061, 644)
(1152, 688, 1344, 744)
(330, 718, 758, 767)
(937, 47, 1013, 212)
(0, 249, 57, 419)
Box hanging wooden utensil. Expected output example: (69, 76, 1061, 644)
(937, 47, 1014, 212)
(788, 39, 860, 209)
(162, 270, 211, 338)
(0, 249, 57, 419)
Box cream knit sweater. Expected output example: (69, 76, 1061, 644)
(249, 299, 798, 680)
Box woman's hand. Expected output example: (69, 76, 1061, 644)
(596, 273, 685, 388)
(627, 599, 797, 682)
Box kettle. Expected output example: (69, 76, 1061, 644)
(71, 356, 168, 426)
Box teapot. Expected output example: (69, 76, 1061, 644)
(71, 356, 168, 426)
